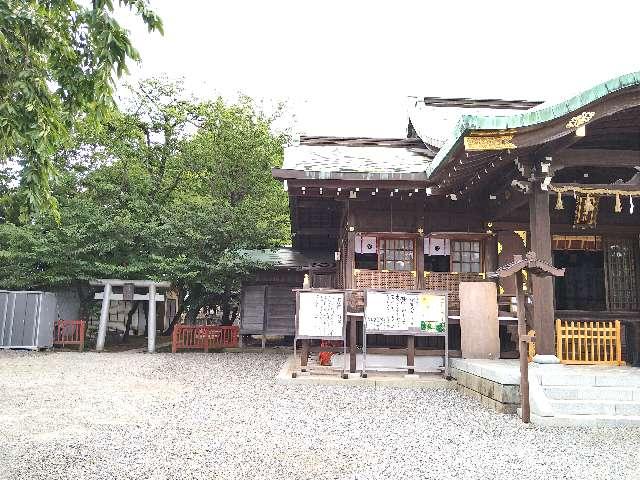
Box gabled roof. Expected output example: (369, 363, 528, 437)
(282, 144, 431, 174)
(239, 248, 335, 270)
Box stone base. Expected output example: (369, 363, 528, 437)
(532, 354, 560, 364)
(458, 383, 518, 414)
(449, 359, 520, 415)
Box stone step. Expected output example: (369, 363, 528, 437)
(538, 373, 640, 388)
(549, 399, 640, 416)
(544, 385, 640, 401)
(530, 412, 640, 427)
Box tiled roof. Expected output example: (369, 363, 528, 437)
(239, 248, 335, 270)
(283, 144, 432, 174)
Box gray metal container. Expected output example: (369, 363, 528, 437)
(0, 291, 56, 349)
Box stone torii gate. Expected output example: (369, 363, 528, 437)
(91, 279, 171, 353)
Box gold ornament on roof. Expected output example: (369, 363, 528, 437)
(565, 111, 595, 129)
(464, 133, 516, 151)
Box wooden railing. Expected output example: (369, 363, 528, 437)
(53, 320, 86, 351)
(354, 270, 416, 289)
(172, 325, 239, 353)
(555, 319, 623, 365)
(352, 270, 486, 310)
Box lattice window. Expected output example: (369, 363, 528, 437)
(378, 238, 415, 271)
(605, 237, 638, 311)
(451, 241, 481, 273)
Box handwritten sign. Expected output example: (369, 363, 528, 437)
(297, 291, 345, 339)
(365, 290, 446, 335)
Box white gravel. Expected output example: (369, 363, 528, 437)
(0, 351, 638, 480)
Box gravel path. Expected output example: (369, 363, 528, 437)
(0, 351, 638, 480)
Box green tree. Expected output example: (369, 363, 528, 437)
(0, 0, 163, 214)
(0, 78, 290, 335)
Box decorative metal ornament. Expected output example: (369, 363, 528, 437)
(574, 193, 599, 229)
(565, 111, 595, 129)
(463, 132, 516, 151)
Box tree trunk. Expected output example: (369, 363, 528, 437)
(221, 299, 231, 325)
(142, 301, 149, 336)
(162, 302, 186, 336)
(122, 301, 140, 343)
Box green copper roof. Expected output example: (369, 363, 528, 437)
(428, 71, 640, 177)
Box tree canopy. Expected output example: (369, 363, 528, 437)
(0, 0, 163, 214)
(0, 78, 290, 326)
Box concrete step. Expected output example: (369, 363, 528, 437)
(544, 385, 640, 401)
(549, 399, 640, 416)
(530, 412, 640, 427)
(538, 372, 640, 388)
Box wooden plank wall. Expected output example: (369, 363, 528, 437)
(240, 286, 265, 334)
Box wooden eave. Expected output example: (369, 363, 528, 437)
(429, 85, 640, 197)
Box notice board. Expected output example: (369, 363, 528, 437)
(295, 290, 346, 340)
(364, 290, 447, 335)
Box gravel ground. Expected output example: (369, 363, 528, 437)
(0, 351, 638, 480)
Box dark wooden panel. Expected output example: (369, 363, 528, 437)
(265, 286, 296, 335)
(240, 286, 265, 334)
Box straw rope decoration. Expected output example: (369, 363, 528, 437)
(549, 185, 640, 214)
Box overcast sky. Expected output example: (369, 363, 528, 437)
(118, 1, 640, 137)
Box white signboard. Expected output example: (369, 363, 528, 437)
(297, 291, 345, 339)
(365, 290, 446, 335)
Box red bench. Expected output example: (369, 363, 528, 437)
(53, 320, 86, 351)
(172, 325, 239, 353)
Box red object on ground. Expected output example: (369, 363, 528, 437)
(318, 340, 341, 366)
(53, 320, 86, 351)
(172, 325, 239, 353)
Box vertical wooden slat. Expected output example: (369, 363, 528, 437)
(577, 321, 582, 361)
(571, 321, 576, 361)
(609, 321, 615, 362)
(589, 322, 595, 362)
(562, 321, 569, 360)
(555, 319, 562, 360)
(615, 320, 622, 365)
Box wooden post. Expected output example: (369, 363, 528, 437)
(407, 335, 415, 374)
(529, 183, 555, 356)
(516, 269, 530, 423)
(484, 235, 498, 273)
(349, 317, 357, 373)
(96, 282, 111, 352)
(416, 234, 425, 289)
(300, 339, 309, 370)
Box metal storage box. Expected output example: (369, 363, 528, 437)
(0, 291, 56, 349)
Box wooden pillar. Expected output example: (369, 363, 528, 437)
(148, 284, 156, 353)
(407, 335, 415, 374)
(529, 183, 555, 356)
(345, 201, 357, 372)
(516, 269, 530, 423)
(96, 283, 111, 352)
(300, 340, 309, 369)
(484, 235, 498, 273)
(416, 235, 425, 289)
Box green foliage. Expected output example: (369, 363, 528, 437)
(0, 78, 291, 324)
(0, 0, 162, 214)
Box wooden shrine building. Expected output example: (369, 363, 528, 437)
(263, 72, 640, 363)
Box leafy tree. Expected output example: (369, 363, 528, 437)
(0, 0, 163, 214)
(0, 78, 290, 336)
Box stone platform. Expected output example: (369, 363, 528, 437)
(449, 358, 520, 413)
(451, 358, 640, 426)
